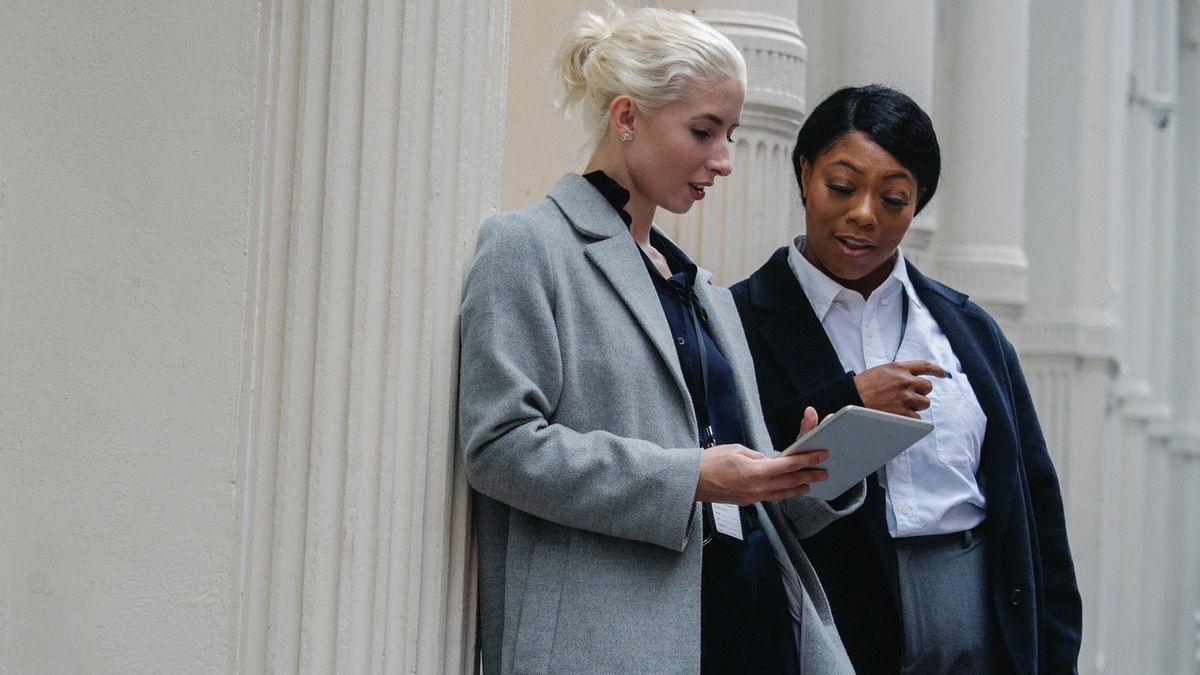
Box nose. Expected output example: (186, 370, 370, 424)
(846, 192, 876, 228)
(708, 142, 732, 177)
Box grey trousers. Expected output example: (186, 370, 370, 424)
(895, 526, 1008, 674)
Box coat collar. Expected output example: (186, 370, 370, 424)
(744, 247, 847, 394)
(548, 173, 627, 240)
(548, 173, 731, 421)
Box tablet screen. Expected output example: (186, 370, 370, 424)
(779, 405, 934, 500)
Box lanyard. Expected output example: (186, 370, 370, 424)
(686, 291, 716, 448)
(890, 291, 911, 362)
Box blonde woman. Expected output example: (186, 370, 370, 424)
(458, 6, 861, 674)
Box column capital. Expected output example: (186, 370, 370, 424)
(691, 8, 808, 136)
(657, 2, 808, 282)
(933, 245, 1029, 320)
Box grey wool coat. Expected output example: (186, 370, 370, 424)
(458, 173, 862, 674)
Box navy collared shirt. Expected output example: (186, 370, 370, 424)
(583, 172, 798, 673)
(583, 171, 747, 449)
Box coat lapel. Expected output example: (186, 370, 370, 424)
(907, 263, 1018, 540)
(749, 248, 849, 390)
(547, 174, 692, 411)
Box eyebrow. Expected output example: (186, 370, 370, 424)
(693, 113, 739, 127)
(830, 160, 912, 181)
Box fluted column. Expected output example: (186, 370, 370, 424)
(1017, 1, 1129, 671)
(656, 0, 807, 284)
(235, 2, 508, 673)
(1167, 1, 1200, 670)
(1108, 0, 1180, 671)
(932, 1, 1031, 320)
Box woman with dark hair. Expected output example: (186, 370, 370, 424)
(732, 84, 1082, 673)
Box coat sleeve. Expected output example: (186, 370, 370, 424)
(1001, 336, 1083, 671)
(775, 487, 865, 540)
(762, 375, 864, 451)
(458, 214, 702, 552)
(726, 282, 865, 534)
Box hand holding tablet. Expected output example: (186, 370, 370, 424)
(779, 405, 934, 500)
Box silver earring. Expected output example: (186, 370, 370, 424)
(621, 131, 632, 142)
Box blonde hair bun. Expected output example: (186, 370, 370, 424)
(553, 4, 746, 148)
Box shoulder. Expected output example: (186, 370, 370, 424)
(730, 246, 792, 311)
(474, 190, 584, 270)
(478, 196, 566, 246)
(467, 200, 575, 311)
(907, 260, 1003, 334)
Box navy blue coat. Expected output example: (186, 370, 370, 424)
(731, 247, 1082, 674)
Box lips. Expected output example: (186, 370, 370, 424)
(689, 183, 708, 200)
(834, 234, 876, 258)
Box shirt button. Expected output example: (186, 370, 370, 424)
(881, 298, 890, 306)
(676, 337, 686, 346)
(900, 505, 912, 516)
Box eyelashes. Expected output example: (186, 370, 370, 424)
(824, 182, 911, 207)
(691, 129, 738, 143)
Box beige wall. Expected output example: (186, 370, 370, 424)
(502, 0, 610, 211)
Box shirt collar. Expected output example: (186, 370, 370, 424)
(891, 253, 924, 311)
(584, 169, 698, 287)
(582, 170, 633, 227)
(787, 235, 922, 319)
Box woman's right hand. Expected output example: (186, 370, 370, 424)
(853, 360, 946, 418)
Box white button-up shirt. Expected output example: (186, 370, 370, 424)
(788, 236, 987, 538)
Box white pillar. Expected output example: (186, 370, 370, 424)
(1108, 0, 1180, 672)
(656, 0, 808, 284)
(1017, 1, 1129, 671)
(932, 0, 1032, 320)
(235, 2, 508, 673)
(1168, 0, 1200, 670)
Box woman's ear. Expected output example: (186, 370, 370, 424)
(609, 95, 636, 140)
(798, 157, 812, 202)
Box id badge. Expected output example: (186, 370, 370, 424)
(710, 502, 744, 541)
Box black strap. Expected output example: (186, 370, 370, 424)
(687, 290, 716, 448)
(890, 291, 911, 363)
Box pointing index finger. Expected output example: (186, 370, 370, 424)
(899, 360, 947, 378)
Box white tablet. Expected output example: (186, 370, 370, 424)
(778, 405, 934, 500)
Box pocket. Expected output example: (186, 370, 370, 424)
(512, 531, 569, 674)
(927, 372, 985, 470)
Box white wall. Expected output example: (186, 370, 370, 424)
(0, 1, 261, 671)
